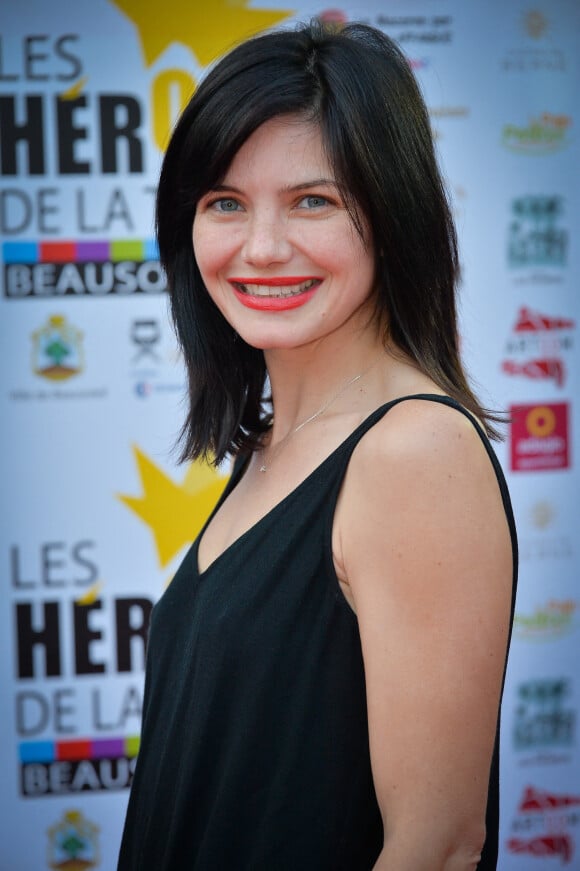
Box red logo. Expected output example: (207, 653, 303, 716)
(510, 402, 570, 471)
(520, 786, 580, 812)
(317, 10, 348, 25)
(502, 307, 575, 387)
(507, 787, 580, 863)
(512, 309, 574, 332)
(508, 834, 573, 862)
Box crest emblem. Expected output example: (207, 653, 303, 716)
(47, 810, 100, 870)
(524, 10, 548, 39)
(31, 315, 84, 381)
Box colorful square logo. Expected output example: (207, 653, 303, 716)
(510, 403, 570, 471)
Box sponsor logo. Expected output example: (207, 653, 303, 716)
(0, 5, 292, 177)
(317, 10, 348, 27)
(514, 600, 577, 641)
(47, 809, 100, 870)
(429, 106, 469, 119)
(10, 539, 152, 798)
(21, 736, 139, 797)
(10, 315, 107, 401)
(375, 13, 453, 44)
(133, 379, 184, 399)
(531, 499, 556, 530)
(520, 500, 573, 561)
(508, 195, 568, 270)
(501, 307, 574, 388)
(3, 238, 165, 298)
(501, 10, 566, 72)
(507, 786, 580, 863)
(524, 10, 548, 39)
(129, 318, 185, 398)
(134, 381, 153, 398)
(502, 112, 571, 154)
(514, 678, 575, 763)
(131, 319, 161, 364)
(510, 402, 570, 471)
(31, 315, 84, 382)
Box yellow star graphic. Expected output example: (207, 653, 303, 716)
(118, 446, 229, 568)
(110, 0, 294, 68)
(76, 581, 104, 605)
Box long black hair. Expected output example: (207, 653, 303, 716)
(157, 21, 500, 465)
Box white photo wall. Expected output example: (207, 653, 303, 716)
(1, 1, 578, 868)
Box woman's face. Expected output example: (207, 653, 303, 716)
(192, 115, 376, 352)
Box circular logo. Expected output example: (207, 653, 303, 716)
(135, 381, 152, 398)
(526, 405, 556, 438)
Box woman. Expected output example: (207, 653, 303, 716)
(118, 21, 517, 871)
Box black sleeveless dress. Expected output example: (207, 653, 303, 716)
(118, 395, 518, 871)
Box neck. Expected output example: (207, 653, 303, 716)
(263, 333, 387, 441)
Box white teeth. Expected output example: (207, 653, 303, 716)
(236, 278, 319, 298)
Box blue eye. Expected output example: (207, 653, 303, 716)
(299, 195, 329, 209)
(214, 198, 241, 212)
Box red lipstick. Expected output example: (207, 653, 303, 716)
(229, 276, 320, 286)
(228, 276, 322, 311)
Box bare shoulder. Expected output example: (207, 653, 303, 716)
(334, 395, 512, 599)
(349, 396, 497, 492)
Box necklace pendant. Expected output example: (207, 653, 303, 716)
(259, 464, 267, 473)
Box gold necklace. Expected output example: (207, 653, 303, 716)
(258, 368, 370, 473)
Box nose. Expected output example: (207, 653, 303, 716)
(241, 210, 292, 267)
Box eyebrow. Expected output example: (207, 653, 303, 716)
(207, 178, 339, 195)
(282, 178, 339, 193)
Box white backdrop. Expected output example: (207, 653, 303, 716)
(1, 1, 578, 868)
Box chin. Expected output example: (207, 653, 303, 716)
(237, 327, 310, 352)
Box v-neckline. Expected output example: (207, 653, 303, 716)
(194, 393, 454, 578)
(195, 426, 352, 579)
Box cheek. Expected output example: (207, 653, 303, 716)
(330, 240, 373, 280)
(192, 224, 221, 282)
(192, 219, 210, 269)
(193, 221, 239, 282)
(299, 227, 348, 271)
(310, 221, 369, 270)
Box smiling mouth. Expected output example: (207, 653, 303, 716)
(229, 277, 321, 298)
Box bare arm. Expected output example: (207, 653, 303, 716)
(335, 400, 512, 870)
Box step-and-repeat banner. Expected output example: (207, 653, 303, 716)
(1, 1, 578, 868)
